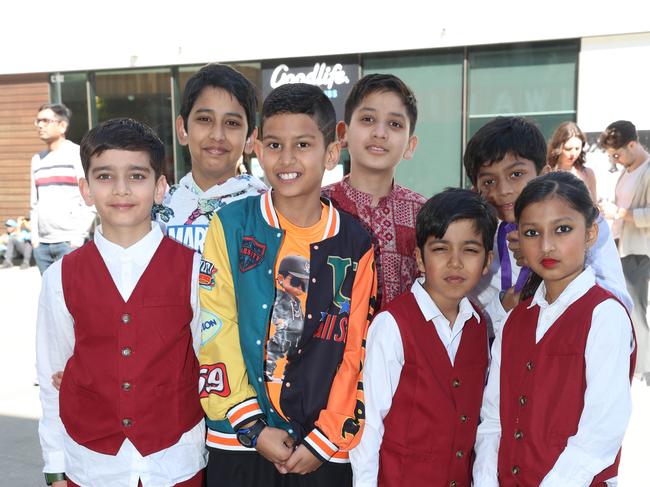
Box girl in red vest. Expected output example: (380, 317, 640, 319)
(351, 188, 497, 487)
(473, 171, 636, 487)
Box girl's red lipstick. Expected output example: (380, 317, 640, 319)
(541, 258, 559, 269)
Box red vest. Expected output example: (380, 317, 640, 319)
(378, 291, 488, 487)
(498, 285, 635, 486)
(59, 237, 203, 456)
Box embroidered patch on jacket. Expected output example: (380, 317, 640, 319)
(199, 259, 217, 290)
(200, 309, 223, 345)
(199, 363, 231, 398)
(239, 236, 266, 272)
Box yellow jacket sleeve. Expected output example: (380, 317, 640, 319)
(199, 215, 260, 425)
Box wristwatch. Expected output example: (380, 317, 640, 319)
(44, 473, 66, 485)
(236, 418, 267, 448)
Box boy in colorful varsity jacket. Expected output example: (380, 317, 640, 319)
(199, 83, 377, 487)
(351, 188, 497, 487)
(37, 119, 206, 487)
(152, 63, 266, 253)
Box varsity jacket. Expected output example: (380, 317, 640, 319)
(199, 192, 377, 462)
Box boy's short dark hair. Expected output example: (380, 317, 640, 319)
(261, 83, 336, 145)
(80, 118, 165, 178)
(598, 120, 638, 150)
(179, 63, 258, 138)
(416, 188, 497, 255)
(344, 74, 418, 135)
(463, 117, 547, 185)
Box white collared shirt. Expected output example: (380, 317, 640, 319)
(350, 278, 481, 487)
(36, 223, 207, 487)
(473, 267, 634, 487)
(470, 217, 633, 335)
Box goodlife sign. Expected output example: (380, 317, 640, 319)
(262, 57, 360, 121)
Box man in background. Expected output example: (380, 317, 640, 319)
(30, 103, 95, 274)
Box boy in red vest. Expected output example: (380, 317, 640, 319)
(350, 188, 497, 487)
(36, 118, 206, 487)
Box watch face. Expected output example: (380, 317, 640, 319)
(237, 431, 254, 448)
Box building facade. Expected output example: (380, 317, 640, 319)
(1, 2, 648, 224)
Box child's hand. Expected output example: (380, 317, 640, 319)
(501, 287, 520, 312)
(255, 426, 294, 466)
(283, 444, 323, 475)
(506, 230, 527, 268)
(52, 371, 64, 391)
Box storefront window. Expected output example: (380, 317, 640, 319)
(95, 68, 174, 181)
(364, 50, 465, 197)
(50, 72, 89, 145)
(467, 41, 579, 140)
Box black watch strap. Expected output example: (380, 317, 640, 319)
(236, 418, 267, 447)
(44, 473, 67, 485)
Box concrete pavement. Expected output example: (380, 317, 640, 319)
(0, 264, 649, 486)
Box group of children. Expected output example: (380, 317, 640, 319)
(36, 63, 636, 487)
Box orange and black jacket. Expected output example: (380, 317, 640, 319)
(199, 192, 377, 462)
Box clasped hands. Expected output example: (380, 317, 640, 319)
(254, 426, 323, 475)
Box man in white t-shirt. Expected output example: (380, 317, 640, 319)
(30, 103, 95, 274)
(599, 120, 650, 381)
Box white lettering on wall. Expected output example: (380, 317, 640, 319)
(269, 63, 351, 90)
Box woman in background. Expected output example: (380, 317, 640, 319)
(547, 121, 598, 202)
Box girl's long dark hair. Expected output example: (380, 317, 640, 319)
(514, 171, 599, 300)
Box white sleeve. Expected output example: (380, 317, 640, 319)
(36, 260, 75, 473)
(540, 299, 633, 487)
(588, 217, 633, 312)
(30, 154, 40, 246)
(350, 311, 404, 487)
(472, 325, 503, 487)
(471, 240, 508, 337)
(190, 252, 202, 356)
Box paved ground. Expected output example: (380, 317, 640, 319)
(1, 264, 649, 485)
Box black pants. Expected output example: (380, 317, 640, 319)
(206, 447, 352, 487)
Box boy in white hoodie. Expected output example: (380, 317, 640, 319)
(153, 63, 267, 253)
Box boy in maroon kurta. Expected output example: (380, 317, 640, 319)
(350, 188, 496, 487)
(322, 74, 425, 310)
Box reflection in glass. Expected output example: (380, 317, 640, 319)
(95, 69, 174, 181)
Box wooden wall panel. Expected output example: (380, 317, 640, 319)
(0, 73, 49, 226)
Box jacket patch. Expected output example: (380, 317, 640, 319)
(199, 363, 231, 398)
(200, 309, 223, 345)
(199, 259, 218, 290)
(239, 236, 266, 272)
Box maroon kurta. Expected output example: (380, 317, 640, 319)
(498, 286, 635, 486)
(322, 177, 425, 310)
(59, 237, 203, 456)
(378, 291, 488, 487)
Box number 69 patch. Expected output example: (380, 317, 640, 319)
(199, 363, 231, 398)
